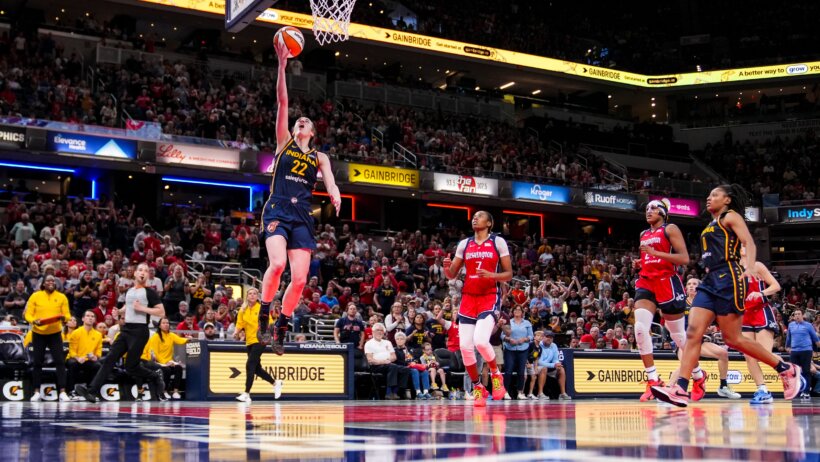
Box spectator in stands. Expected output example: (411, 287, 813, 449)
(405, 313, 432, 350)
(91, 295, 115, 324)
(65, 310, 103, 398)
(502, 305, 534, 399)
(169, 301, 189, 324)
(24, 275, 71, 402)
(176, 313, 199, 337)
(425, 303, 448, 350)
(163, 265, 189, 319)
(4, 279, 29, 320)
(420, 342, 449, 394)
(393, 331, 431, 399)
(536, 331, 571, 400)
(385, 302, 409, 344)
(364, 322, 403, 400)
(10, 213, 36, 246)
(142, 317, 188, 400)
(334, 303, 365, 349)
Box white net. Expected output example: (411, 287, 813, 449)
(309, 0, 357, 45)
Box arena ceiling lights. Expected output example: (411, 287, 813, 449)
(137, 0, 820, 89)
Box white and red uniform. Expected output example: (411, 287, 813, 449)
(742, 276, 778, 333)
(635, 225, 686, 313)
(455, 234, 509, 324)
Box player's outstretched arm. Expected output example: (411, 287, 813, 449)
(274, 40, 291, 151)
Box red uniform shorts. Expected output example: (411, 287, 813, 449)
(458, 293, 501, 325)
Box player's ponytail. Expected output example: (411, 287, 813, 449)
(716, 184, 748, 219)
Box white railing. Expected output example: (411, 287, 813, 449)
(392, 143, 417, 167)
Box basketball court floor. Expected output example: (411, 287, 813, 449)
(1, 399, 817, 461)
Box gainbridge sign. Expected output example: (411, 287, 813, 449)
(566, 350, 783, 397)
(139, 0, 820, 88)
(186, 341, 354, 400)
(348, 163, 419, 188)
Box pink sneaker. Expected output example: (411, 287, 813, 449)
(691, 374, 707, 402)
(780, 363, 805, 400)
(651, 383, 690, 408)
(490, 372, 506, 401)
(640, 379, 664, 402)
(473, 384, 489, 407)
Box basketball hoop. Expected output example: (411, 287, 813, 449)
(309, 0, 356, 45)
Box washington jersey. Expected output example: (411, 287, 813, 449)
(455, 234, 510, 296)
(700, 210, 741, 269)
(269, 137, 318, 203)
(639, 225, 676, 279)
(744, 276, 768, 311)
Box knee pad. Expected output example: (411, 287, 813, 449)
(665, 317, 687, 349)
(634, 309, 655, 356)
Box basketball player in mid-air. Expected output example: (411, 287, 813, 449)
(257, 39, 341, 354)
(75, 263, 166, 402)
(443, 211, 512, 406)
(653, 185, 803, 406)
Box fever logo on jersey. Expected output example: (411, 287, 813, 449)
(267, 220, 280, 234)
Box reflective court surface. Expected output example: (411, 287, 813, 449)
(1, 399, 818, 461)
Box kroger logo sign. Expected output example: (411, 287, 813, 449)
(512, 182, 570, 204)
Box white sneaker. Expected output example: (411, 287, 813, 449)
(516, 393, 527, 400)
(236, 393, 251, 403)
(163, 392, 172, 400)
(273, 380, 283, 400)
(527, 393, 537, 400)
(537, 393, 550, 401)
(559, 393, 572, 401)
(30, 392, 41, 402)
(503, 392, 512, 400)
(59, 392, 71, 402)
(717, 385, 741, 400)
(172, 392, 181, 400)
(465, 391, 475, 400)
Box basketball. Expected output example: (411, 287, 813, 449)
(274, 26, 305, 58)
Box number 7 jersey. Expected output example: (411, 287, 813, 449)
(269, 137, 318, 203)
(455, 234, 510, 296)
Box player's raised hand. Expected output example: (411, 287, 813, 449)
(442, 254, 452, 274)
(274, 39, 289, 63)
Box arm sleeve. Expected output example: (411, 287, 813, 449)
(24, 293, 37, 324)
(494, 237, 510, 258)
(235, 309, 246, 331)
(526, 323, 534, 341)
(68, 330, 79, 359)
(172, 332, 188, 345)
(454, 239, 468, 259)
(384, 315, 398, 331)
(811, 325, 820, 343)
(145, 288, 163, 307)
(60, 293, 71, 321)
(94, 333, 103, 357)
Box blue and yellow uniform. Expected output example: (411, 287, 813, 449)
(263, 137, 319, 249)
(692, 210, 747, 315)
